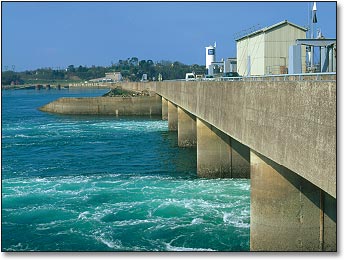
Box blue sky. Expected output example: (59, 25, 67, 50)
(2, 1, 337, 71)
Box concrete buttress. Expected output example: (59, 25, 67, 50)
(168, 101, 178, 131)
(250, 150, 336, 251)
(178, 107, 197, 147)
(162, 97, 168, 120)
(196, 118, 231, 178)
(230, 137, 250, 178)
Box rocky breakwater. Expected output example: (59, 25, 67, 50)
(39, 87, 162, 116)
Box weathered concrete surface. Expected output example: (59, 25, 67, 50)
(178, 107, 197, 147)
(134, 80, 336, 198)
(118, 78, 336, 251)
(197, 118, 232, 178)
(162, 97, 168, 120)
(168, 101, 178, 131)
(250, 150, 336, 251)
(39, 95, 162, 116)
(323, 190, 337, 251)
(230, 138, 250, 178)
(196, 118, 250, 178)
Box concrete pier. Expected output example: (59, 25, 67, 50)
(39, 95, 162, 116)
(250, 150, 336, 251)
(230, 138, 250, 178)
(197, 118, 231, 178)
(178, 107, 197, 147)
(168, 101, 178, 131)
(162, 97, 168, 120)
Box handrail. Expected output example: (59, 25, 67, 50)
(163, 72, 336, 82)
(240, 72, 336, 82)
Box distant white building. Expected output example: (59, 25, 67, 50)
(105, 72, 123, 81)
(207, 58, 237, 76)
(224, 58, 237, 73)
(236, 20, 307, 76)
(205, 43, 216, 75)
(89, 71, 123, 83)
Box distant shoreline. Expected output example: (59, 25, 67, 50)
(1, 84, 70, 90)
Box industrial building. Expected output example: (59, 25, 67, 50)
(205, 44, 216, 75)
(236, 20, 307, 76)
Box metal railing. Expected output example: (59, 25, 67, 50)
(163, 72, 336, 82)
(239, 72, 336, 82)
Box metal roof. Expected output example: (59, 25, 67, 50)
(295, 38, 336, 47)
(235, 20, 308, 41)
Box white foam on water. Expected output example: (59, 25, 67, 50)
(89, 120, 167, 132)
(109, 218, 161, 227)
(164, 242, 216, 252)
(191, 218, 204, 225)
(5, 242, 32, 252)
(77, 211, 91, 220)
(223, 212, 249, 229)
(4, 126, 27, 132)
(35, 219, 73, 231)
(96, 236, 123, 250)
(14, 134, 31, 138)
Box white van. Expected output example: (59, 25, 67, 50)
(185, 73, 195, 81)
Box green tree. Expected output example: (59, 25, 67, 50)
(1, 71, 24, 85)
(67, 65, 75, 72)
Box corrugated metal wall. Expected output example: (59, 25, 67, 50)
(265, 24, 306, 74)
(237, 33, 265, 76)
(236, 23, 306, 76)
(236, 40, 248, 76)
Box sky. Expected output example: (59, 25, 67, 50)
(2, 0, 338, 72)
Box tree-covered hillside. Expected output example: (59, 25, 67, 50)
(2, 58, 206, 85)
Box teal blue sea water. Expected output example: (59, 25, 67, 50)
(1, 89, 250, 251)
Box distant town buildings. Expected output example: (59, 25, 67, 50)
(90, 71, 123, 83)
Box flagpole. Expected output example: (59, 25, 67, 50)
(308, 2, 311, 39)
(311, 2, 317, 71)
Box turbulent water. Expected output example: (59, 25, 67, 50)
(1, 89, 250, 251)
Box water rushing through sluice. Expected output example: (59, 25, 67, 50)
(2, 89, 250, 251)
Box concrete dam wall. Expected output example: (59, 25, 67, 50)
(121, 79, 336, 199)
(119, 78, 336, 251)
(41, 76, 336, 251)
(39, 95, 162, 116)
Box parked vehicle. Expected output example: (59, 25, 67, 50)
(185, 73, 196, 81)
(196, 74, 203, 80)
(204, 75, 214, 81)
(222, 72, 242, 81)
(223, 72, 240, 77)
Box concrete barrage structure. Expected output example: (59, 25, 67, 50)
(40, 76, 336, 251)
(120, 76, 336, 251)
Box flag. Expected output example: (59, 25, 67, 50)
(312, 2, 317, 23)
(313, 11, 317, 23)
